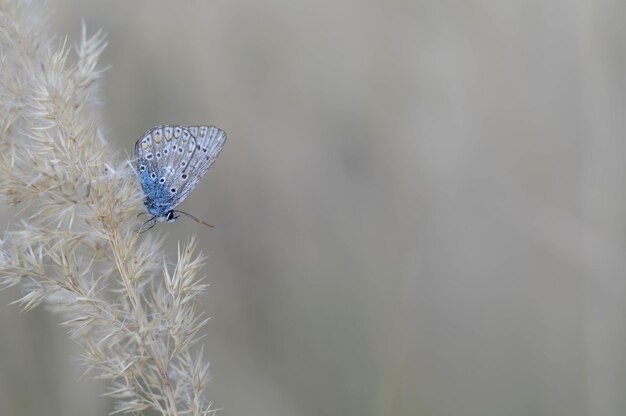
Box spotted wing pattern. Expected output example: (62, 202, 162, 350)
(177, 125, 226, 203)
(134, 124, 226, 218)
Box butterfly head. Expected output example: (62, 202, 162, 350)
(165, 210, 178, 223)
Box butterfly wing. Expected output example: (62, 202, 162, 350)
(134, 125, 200, 216)
(171, 125, 226, 206)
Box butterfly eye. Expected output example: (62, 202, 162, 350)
(170, 187, 176, 193)
(181, 161, 186, 167)
(164, 148, 168, 154)
(182, 130, 190, 140)
(146, 154, 153, 160)
(139, 165, 146, 172)
(178, 147, 184, 153)
(150, 173, 157, 179)
(181, 174, 187, 180)
(159, 177, 165, 184)
(174, 127, 182, 138)
(156, 152, 161, 158)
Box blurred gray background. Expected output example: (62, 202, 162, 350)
(1, 1, 625, 415)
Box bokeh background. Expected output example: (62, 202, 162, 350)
(1, 1, 625, 415)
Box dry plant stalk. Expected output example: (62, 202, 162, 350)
(0, 1, 215, 414)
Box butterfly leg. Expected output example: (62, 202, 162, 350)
(137, 216, 157, 233)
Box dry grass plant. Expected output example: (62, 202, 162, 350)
(0, 1, 215, 414)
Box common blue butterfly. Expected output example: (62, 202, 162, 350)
(135, 125, 226, 230)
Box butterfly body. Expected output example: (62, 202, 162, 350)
(138, 166, 176, 220)
(135, 124, 226, 225)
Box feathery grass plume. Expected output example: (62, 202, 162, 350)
(0, 1, 215, 414)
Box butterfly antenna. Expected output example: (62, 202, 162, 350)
(174, 210, 215, 229)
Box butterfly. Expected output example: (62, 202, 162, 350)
(134, 124, 226, 231)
